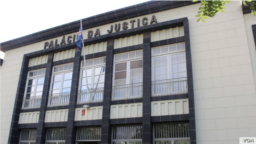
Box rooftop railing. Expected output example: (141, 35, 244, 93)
(152, 79, 188, 97)
(22, 98, 41, 109)
(77, 89, 104, 104)
(112, 83, 143, 101)
(47, 93, 70, 106)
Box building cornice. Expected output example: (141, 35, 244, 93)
(0, 1, 197, 52)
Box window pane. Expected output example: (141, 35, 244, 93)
(178, 63, 186, 72)
(172, 64, 178, 73)
(114, 79, 126, 85)
(115, 63, 127, 71)
(155, 75, 167, 81)
(95, 67, 103, 75)
(83, 69, 92, 77)
(177, 43, 185, 51)
(25, 93, 31, 99)
(130, 78, 142, 84)
(82, 77, 91, 85)
(64, 72, 72, 80)
(36, 85, 43, 92)
(154, 66, 167, 75)
(130, 69, 142, 78)
(178, 72, 187, 79)
(28, 79, 33, 85)
(38, 78, 45, 84)
(115, 71, 126, 80)
(53, 74, 62, 82)
(94, 76, 105, 83)
(154, 56, 167, 66)
(26, 86, 32, 93)
(177, 53, 185, 63)
(161, 46, 168, 53)
(36, 92, 42, 97)
(129, 51, 136, 59)
(63, 80, 72, 88)
(122, 53, 128, 60)
(29, 72, 33, 77)
(169, 44, 176, 53)
(136, 50, 142, 58)
(95, 83, 104, 88)
(171, 54, 178, 64)
(53, 82, 61, 89)
(52, 89, 60, 95)
(130, 60, 142, 69)
(62, 88, 70, 94)
(31, 86, 35, 93)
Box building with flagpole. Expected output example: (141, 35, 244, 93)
(0, 1, 256, 144)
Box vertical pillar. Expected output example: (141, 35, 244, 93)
(65, 51, 81, 143)
(8, 56, 29, 144)
(142, 32, 152, 144)
(36, 53, 54, 144)
(184, 18, 196, 144)
(101, 39, 114, 144)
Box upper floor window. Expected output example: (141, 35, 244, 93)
(112, 125, 142, 144)
(152, 43, 188, 96)
(23, 69, 45, 109)
(112, 50, 143, 100)
(48, 63, 73, 106)
(46, 128, 66, 144)
(78, 57, 106, 103)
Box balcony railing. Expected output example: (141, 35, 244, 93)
(112, 83, 143, 100)
(22, 98, 41, 109)
(48, 94, 70, 106)
(152, 79, 188, 97)
(77, 89, 104, 104)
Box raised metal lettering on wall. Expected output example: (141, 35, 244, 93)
(44, 109, 69, 122)
(110, 103, 143, 119)
(151, 26, 184, 42)
(74, 106, 103, 121)
(18, 111, 40, 124)
(151, 99, 189, 116)
(28, 55, 48, 67)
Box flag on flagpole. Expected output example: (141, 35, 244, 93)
(76, 26, 83, 54)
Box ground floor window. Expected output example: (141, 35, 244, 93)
(76, 127, 101, 143)
(112, 125, 142, 144)
(46, 128, 66, 144)
(153, 123, 190, 144)
(19, 129, 37, 144)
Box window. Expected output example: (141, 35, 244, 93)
(112, 50, 143, 100)
(152, 43, 187, 96)
(78, 57, 106, 103)
(23, 69, 46, 108)
(112, 125, 142, 144)
(46, 128, 66, 144)
(48, 63, 73, 106)
(153, 123, 190, 144)
(76, 127, 101, 142)
(19, 129, 37, 144)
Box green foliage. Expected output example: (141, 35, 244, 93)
(193, 0, 256, 22)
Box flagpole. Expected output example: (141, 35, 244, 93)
(80, 20, 90, 96)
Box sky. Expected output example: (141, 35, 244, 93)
(0, 0, 148, 59)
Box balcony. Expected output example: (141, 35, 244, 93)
(77, 89, 104, 104)
(112, 83, 143, 100)
(48, 94, 70, 106)
(152, 79, 188, 97)
(22, 98, 41, 109)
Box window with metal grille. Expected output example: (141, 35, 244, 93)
(112, 125, 142, 144)
(151, 43, 188, 97)
(19, 129, 37, 144)
(112, 50, 143, 100)
(153, 123, 190, 144)
(76, 127, 101, 141)
(78, 57, 106, 103)
(46, 128, 66, 144)
(22, 69, 46, 109)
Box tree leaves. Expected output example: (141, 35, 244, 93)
(193, 0, 255, 22)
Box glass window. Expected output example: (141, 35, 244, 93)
(112, 50, 143, 100)
(152, 43, 188, 96)
(76, 127, 101, 141)
(46, 128, 66, 144)
(19, 129, 37, 144)
(50, 63, 73, 97)
(112, 125, 142, 144)
(78, 57, 106, 103)
(153, 123, 190, 144)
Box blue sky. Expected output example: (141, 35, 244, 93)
(0, 0, 148, 59)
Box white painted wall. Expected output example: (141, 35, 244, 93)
(18, 111, 39, 124)
(74, 106, 103, 121)
(1, 1, 256, 144)
(110, 103, 142, 119)
(44, 109, 68, 122)
(151, 99, 189, 116)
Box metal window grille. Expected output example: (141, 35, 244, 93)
(112, 125, 142, 144)
(19, 129, 37, 144)
(76, 127, 101, 141)
(46, 128, 66, 144)
(153, 123, 190, 144)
